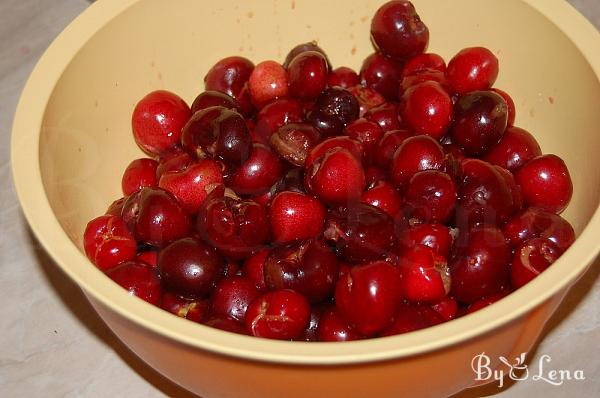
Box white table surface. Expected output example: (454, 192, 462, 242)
(1, 1, 599, 397)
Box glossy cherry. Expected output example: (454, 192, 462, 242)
(264, 239, 339, 303)
(241, 249, 269, 292)
(121, 158, 158, 196)
(270, 191, 326, 244)
(503, 207, 575, 253)
(197, 186, 269, 259)
(287, 51, 329, 100)
(361, 180, 403, 218)
(343, 118, 384, 163)
(317, 307, 363, 342)
(204, 56, 254, 115)
(404, 170, 457, 224)
(370, 0, 429, 62)
(400, 81, 453, 139)
(158, 158, 224, 214)
(398, 245, 450, 303)
(450, 227, 511, 303)
(248, 60, 289, 107)
(365, 102, 402, 133)
(515, 155, 573, 214)
(335, 261, 402, 336)
(245, 289, 311, 340)
(373, 129, 412, 168)
(106, 260, 162, 305)
(305, 136, 364, 168)
(397, 223, 452, 258)
(84, 214, 137, 272)
(228, 143, 283, 196)
(511, 238, 561, 289)
(210, 276, 260, 322)
(491, 88, 516, 126)
(253, 98, 304, 144)
(402, 53, 446, 77)
(450, 90, 508, 155)
(305, 148, 366, 205)
(446, 47, 499, 95)
(158, 237, 225, 299)
(283, 41, 331, 69)
(161, 293, 208, 322)
(324, 203, 395, 263)
(430, 296, 458, 321)
(390, 135, 445, 188)
(483, 126, 541, 172)
(121, 187, 192, 247)
(380, 303, 444, 336)
(360, 52, 403, 100)
(347, 85, 386, 117)
(190, 90, 241, 114)
(131, 90, 191, 156)
(312, 87, 360, 127)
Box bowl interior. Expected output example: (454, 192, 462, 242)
(27, 0, 600, 361)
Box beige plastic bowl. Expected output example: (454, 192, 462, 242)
(11, 0, 600, 397)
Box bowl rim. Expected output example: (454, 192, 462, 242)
(11, 0, 600, 365)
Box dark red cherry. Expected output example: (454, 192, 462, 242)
(430, 296, 458, 321)
(397, 223, 452, 258)
(283, 41, 331, 69)
(360, 52, 403, 101)
(380, 303, 444, 336)
(450, 227, 511, 303)
(365, 102, 403, 133)
(122, 187, 192, 247)
(327, 66, 360, 89)
(503, 207, 575, 253)
(253, 98, 304, 144)
(511, 237, 562, 289)
(373, 129, 412, 168)
(204, 56, 254, 114)
(270, 123, 321, 167)
(228, 143, 283, 196)
(210, 276, 260, 322)
(312, 87, 360, 126)
(204, 314, 248, 335)
(402, 53, 446, 77)
(181, 106, 251, 167)
(324, 203, 395, 263)
(288, 51, 329, 100)
(450, 90, 508, 155)
(241, 248, 269, 292)
(347, 85, 386, 117)
(343, 118, 384, 163)
(264, 239, 339, 303)
(161, 293, 208, 323)
(158, 237, 225, 299)
(399, 68, 449, 97)
(317, 306, 363, 342)
(361, 180, 403, 218)
(305, 136, 364, 169)
(197, 186, 270, 259)
(370, 0, 429, 62)
(491, 88, 516, 127)
(404, 170, 457, 224)
(483, 126, 541, 172)
(190, 90, 241, 114)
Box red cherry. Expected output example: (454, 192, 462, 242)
(511, 238, 561, 289)
(491, 88, 516, 126)
(161, 293, 209, 323)
(241, 248, 269, 292)
(397, 223, 453, 258)
(131, 90, 191, 156)
(228, 143, 283, 196)
(403, 170, 457, 224)
(136, 250, 158, 268)
(317, 307, 363, 342)
(245, 289, 311, 340)
(158, 159, 223, 214)
(465, 291, 510, 315)
(327, 66, 360, 89)
(361, 180, 403, 218)
(390, 135, 445, 188)
(335, 261, 402, 336)
(106, 260, 162, 305)
(210, 276, 260, 322)
(305, 136, 364, 169)
(283, 41, 331, 69)
(402, 53, 447, 77)
(121, 158, 158, 196)
(515, 155, 573, 214)
(365, 102, 403, 133)
(483, 126, 542, 172)
(343, 118, 384, 163)
(190, 90, 241, 114)
(288, 51, 329, 100)
(400, 81, 453, 139)
(446, 47, 499, 95)
(204, 314, 248, 335)
(270, 191, 326, 244)
(305, 148, 366, 205)
(430, 296, 458, 321)
(370, 0, 429, 62)
(450, 227, 511, 303)
(347, 85, 386, 117)
(360, 52, 403, 101)
(248, 60, 289, 107)
(204, 56, 254, 116)
(373, 129, 412, 168)
(503, 207, 575, 253)
(270, 123, 321, 167)
(253, 98, 304, 144)
(399, 245, 450, 303)
(84, 214, 137, 272)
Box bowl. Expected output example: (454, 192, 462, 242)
(11, 0, 600, 396)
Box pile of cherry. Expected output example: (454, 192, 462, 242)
(84, 0, 575, 341)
